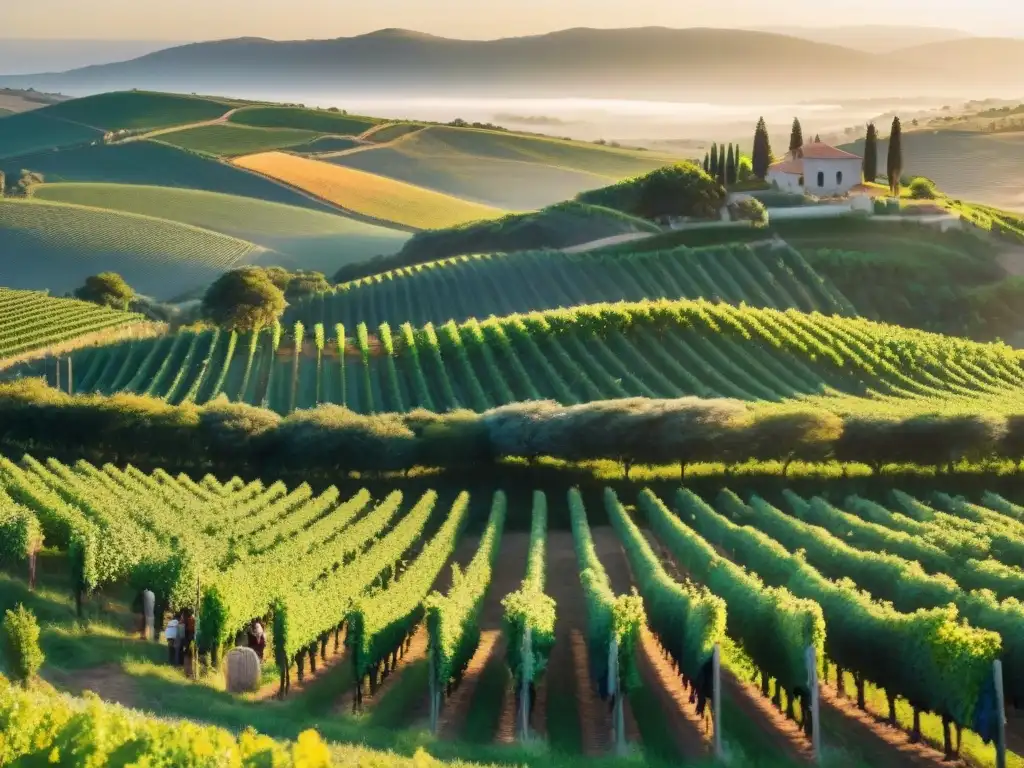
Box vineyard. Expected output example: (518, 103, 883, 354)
(31, 298, 1024, 415)
(0, 455, 1020, 766)
(40, 90, 233, 131)
(0, 109, 102, 160)
(228, 106, 381, 135)
(0, 198, 259, 298)
(286, 242, 855, 330)
(0, 287, 144, 363)
(231, 151, 509, 230)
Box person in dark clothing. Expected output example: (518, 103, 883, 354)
(247, 619, 266, 661)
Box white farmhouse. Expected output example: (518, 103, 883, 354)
(766, 142, 863, 196)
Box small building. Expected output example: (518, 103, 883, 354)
(767, 142, 863, 196)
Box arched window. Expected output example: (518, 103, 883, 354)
(837, 170, 844, 185)
(817, 171, 825, 188)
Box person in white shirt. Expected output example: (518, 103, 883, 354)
(165, 616, 179, 665)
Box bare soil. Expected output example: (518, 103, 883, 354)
(248, 632, 349, 702)
(438, 531, 530, 741)
(545, 530, 614, 756)
(47, 663, 139, 709)
(591, 527, 710, 761)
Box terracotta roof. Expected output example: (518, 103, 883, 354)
(798, 142, 862, 160)
(768, 158, 803, 175)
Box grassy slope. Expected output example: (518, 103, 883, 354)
(842, 129, 1024, 212)
(0, 110, 102, 159)
(33, 183, 410, 273)
(0, 141, 339, 213)
(229, 105, 380, 134)
(232, 151, 508, 230)
(157, 123, 322, 156)
(39, 90, 231, 130)
(0, 198, 258, 299)
(327, 126, 677, 210)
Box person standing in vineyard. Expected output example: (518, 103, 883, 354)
(164, 614, 179, 665)
(142, 589, 155, 642)
(248, 619, 266, 661)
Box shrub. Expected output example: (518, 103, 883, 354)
(202, 268, 286, 332)
(2, 605, 44, 685)
(576, 162, 726, 221)
(909, 177, 939, 200)
(74, 272, 135, 310)
(728, 197, 768, 224)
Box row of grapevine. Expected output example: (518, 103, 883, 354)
(501, 492, 556, 699)
(347, 492, 471, 708)
(41, 296, 1024, 415)
(425, 491, 506, 728)
(284, 243, 854, 331)
(604, 488, 725, 716)
(567, 489, 644, 701)
(676, 488, 1001, 729)
(0, 287, 144, 361)
(272, 490, 440, 694)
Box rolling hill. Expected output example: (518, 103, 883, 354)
(0, 141, 341, 212)
(232, 151, 509, 229)
(37, 90, 233, 130)
(0, 198, 259, 298)
(0, 110, 102, 160)
(4, 29, 1024, 100)
(156, 123, 323, 156)
(326, 126, 676, 209)
(228, 105, 380, 134)
(842, 130, 1024, 211)
(286, 241, 855, 331)
(32, 183, 410, 273)
(26, 297, 1023, 415)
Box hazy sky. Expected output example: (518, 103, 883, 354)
(4, 0, 1022, 40)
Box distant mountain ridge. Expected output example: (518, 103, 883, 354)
(752, 24, 974, 53)
(2, 27, 1023, 100)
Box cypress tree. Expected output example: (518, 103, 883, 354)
(703, 152, 710, 174)
(710, 143, 719, 179)
(752, 118, 772, 180)
(863, 123, 878, 183)
(735, 144, 743, 181)
(887, 117, 903, 195)
(789, 118, 803, 153)
(813, 133, 821, 143)
(725, 144, 735, 185)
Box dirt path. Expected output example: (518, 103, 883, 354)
(47, 663, 140, 709)
(336, 536, 480, 717)
(561, 232, 654, 254)
(997, 247, 1024, 277)
(438, 531, 530, 741)
(819, 684, 954, 767)
(248, 632, 349, 702)
(590, 527, 706, 761)
(120, 107, 243, 143)
(639, 527, 814, 765)
(545, 530, 614, 756)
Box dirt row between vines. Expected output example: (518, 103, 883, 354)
(437, 531, 532, 740)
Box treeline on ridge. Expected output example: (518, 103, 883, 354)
(2, 379, 1021, 477)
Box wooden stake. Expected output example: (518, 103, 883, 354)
(995, 659, 1007, 768)
(806, 646, 821, 763)
(520, 626, 532, 741)
(712, 644, 723, 760)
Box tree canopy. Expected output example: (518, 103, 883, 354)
(863, 123, 878, 183)
(575, 162, 726, 221)
(887, 117, 903, 195)
(752, 117, 773, 180)
(73, 272, 134, 310)
(202, 268, 286, 332)
(789, 118, 803, 153)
